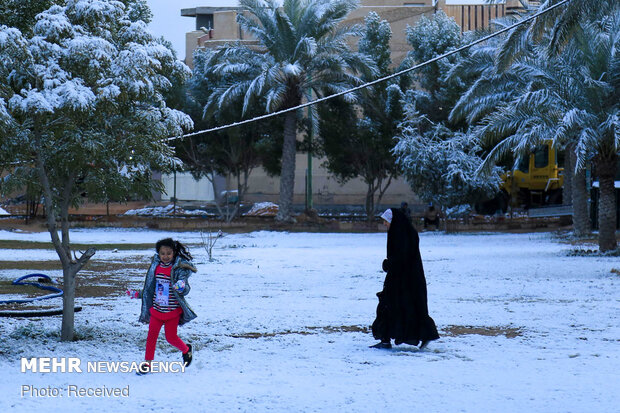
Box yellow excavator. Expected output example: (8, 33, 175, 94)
(476, 141, 564, 214)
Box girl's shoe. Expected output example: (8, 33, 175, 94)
(369, 341, 392, 349)
(136, 362, 151, 376)
(182, 344, 193, 367)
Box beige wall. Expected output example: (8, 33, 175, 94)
(235, 154, 420, 207)
(437, 0, 506, 31)
(182, 0, 532, 207)
(185, 10, 259, 69)
(182, 2, 436, 207)
(185, 2, 437, 67)
(347, 5, 435, 65)
(437, 0, 536, 30)
(185, 31, 203, 66)
(161, 172, 215, 202)
(185, 0, 534, 65)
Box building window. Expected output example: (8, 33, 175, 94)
(196, 14, 214, 30)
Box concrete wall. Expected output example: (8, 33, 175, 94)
(437, 0, 506, 31)
(184, 2, 436, 67)
(347, 4, 435, 65)
(180, 0, 533, 208)
(185, 10, 260, 69)
(235, 153, 420, 207)
(181, 1, 436, 209)
(160, 172, 215, 202)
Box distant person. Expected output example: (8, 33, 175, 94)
(127, 238, 197, 375)
(371, 208, 440, 349)
(400, 201, 412, 223)
(424, 203, 440, 230)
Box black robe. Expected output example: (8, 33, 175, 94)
(372, 208, 440, 345)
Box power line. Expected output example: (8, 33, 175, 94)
(168, 0, 570, 142)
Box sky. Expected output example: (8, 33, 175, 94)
(145, 0, 240, 61)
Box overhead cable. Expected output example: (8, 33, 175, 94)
(168, 0, 570, 141)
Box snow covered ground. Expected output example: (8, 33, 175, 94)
(0, 229, 618, 412)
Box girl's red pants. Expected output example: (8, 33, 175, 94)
(145, 307, 189, 361)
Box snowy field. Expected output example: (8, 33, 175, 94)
(0, 228, 618, 412)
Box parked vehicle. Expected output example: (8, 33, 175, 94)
(476, 141, 564, 214)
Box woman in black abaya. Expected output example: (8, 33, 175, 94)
(371, 208, 439, 349)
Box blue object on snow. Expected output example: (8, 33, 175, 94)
(0, 273, 63, 304)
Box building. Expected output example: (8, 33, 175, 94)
(178, 0, 534, 209)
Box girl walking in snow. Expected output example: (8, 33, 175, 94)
(128, 238, 197, 375)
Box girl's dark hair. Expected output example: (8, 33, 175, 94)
(155, 238, 192, 261)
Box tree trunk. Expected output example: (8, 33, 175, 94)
(35, 143, 95, 341)
(376, 175, 394, 212)
(61, 265, 77, 341)
(596, 155, 618, 252)
(40, 187, 79, 342)
(365, 182, 376, 223)
(563, 147, 573, 206)
(209, 172, 225, 220)
(230, 167, 251, 224)
(276, 110, 298, 222)
(572, 164, 590, 238)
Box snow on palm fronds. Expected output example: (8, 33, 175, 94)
(393, 105, 502, 208)
(472, 13, 618, 176)
(203, 0, 375, 117)
(193, 0, 375, 222)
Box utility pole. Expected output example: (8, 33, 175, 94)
(306, 87, 314, 212)
(173, 169, 177, 217)
(306, 128, 313, 211)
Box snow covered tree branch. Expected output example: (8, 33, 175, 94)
(0, 0, 193, 341)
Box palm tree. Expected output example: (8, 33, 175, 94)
(496, 1, 618, 246)
(496, 0, 618, 68)
(448, 31, 592, 237)
(204, 0, 375, 222)
(318, 12, 404, 222)
(466, 14, 619, 251)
